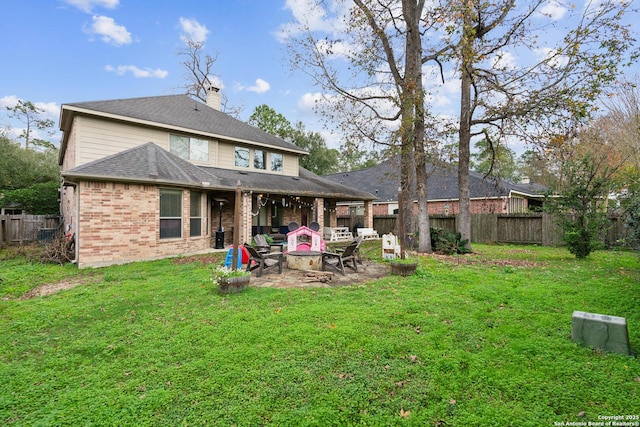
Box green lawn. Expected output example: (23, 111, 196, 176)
(1, 244, 639, 426)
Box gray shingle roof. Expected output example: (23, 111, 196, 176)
(63, 142, 375, 200)
(60, 94, 306, 154)
(323, 157, 545, 202)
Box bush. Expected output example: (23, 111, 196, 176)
(1, 181, 59, 214)
(430, 227, 471, 255)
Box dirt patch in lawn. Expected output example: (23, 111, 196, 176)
(426, 252, 541, 268)
(19, 275, 99, 300)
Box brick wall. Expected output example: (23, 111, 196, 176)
(76, 181, 212, 268)
(338, 198, 508, 218)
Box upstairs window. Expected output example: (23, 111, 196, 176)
(254, 149, 266, 169)
(235, 147, 249, 167)
(170, 135, 209, 161)
(271, 153, 283, 172)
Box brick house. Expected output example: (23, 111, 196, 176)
(59, 91, 375, 268)
(324, 157, 545, 221)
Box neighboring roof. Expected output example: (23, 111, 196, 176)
(58, 94, 307, 163)
(62, 142, 375, 201)
(323, 157, 546, 202)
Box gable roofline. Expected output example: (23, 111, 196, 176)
(58, 94, 308, 164)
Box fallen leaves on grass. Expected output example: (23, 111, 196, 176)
(399, 408, 411, 418)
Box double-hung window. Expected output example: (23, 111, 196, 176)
(160, 189, 182, 239)
(254, 149, 266, 169)
(190, 192, 202, 237)
(271, 153, 283, 172)
(170, 135, 209, 161)
(235, 147, 250, 167)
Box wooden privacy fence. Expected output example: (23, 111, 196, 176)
(338, 213, 627, 247)
(0, 215, 61, 247)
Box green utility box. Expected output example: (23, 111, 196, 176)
(571, 311, 631, 356)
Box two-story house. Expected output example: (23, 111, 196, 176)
(59, 89, 375, 268)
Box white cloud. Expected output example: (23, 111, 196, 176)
(245, 78, 271, 94)
(297, 92, 324, 113)
(0, 96, 61, 147)
(0, 96, 59, 120)
(235, 79, 270, 93)
(276, 0, 349, 42)
(539, 1, 567, 20)
(491, 50, 517, 70)
(179, 17, 209, 44)
(105, 65, 168, 78)
(63, 0, 119, 13)
(314, 39, 357, 60)
(34, 102, 60, 119)
(89, 15, 132, 46)
(535, 46, 569, 68)
(0, 95, 20, 109)
(207, 75, 225, 90)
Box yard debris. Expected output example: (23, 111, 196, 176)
(301, 270, 333, 283)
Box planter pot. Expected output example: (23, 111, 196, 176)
(217, 275, 251, 294)
(390, 262, 417, 277)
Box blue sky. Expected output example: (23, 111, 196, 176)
(0, 0, 321, 147)
(1, 0, 638, 155)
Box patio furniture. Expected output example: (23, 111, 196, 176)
(253, 234, 270, 253)
(321, 240, 359, 275)
(339, 235, 364, 264)
(253, 234, 283, 253)
(357, 227, 380, 240)
(244, 244, 284, 277)
(323, 226, 353, 242)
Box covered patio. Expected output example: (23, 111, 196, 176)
(202, 166, 376, 248)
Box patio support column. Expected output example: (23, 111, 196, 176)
(364, 200, 373, 228)
(315, 198, 324, 227)
(241, 191, 252, 244)
(329, 202, 337, 227)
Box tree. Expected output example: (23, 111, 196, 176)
(0, 136, 59, 191)
(517, 150, 561, 192)
(471, 137, 519, 183)
(247, 104, 293, 140)
(431, 0, 636, 251)
(247, 104, 340, 175)
(545, 119, 630, 258)
(290, 122, 340, 175)
(600, 77, 640, 249)
(1, 181, 60, 215)
(5, 100, 55, 150)
(337, 145, 381, 173)
(285, 0, 433, 253)
(177, 38, 242, 117)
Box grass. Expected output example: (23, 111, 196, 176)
(1, 243, 639, 426)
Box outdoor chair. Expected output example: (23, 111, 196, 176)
(254, 234, 285, 253)
(334, 235, 364, 264)
(244, 244, 284, 277)
(253, 234, 270, 253)
(322, 240, 359, 275)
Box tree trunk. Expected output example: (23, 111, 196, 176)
(404, 0, 432, 253)
(457, 0, 473, 251)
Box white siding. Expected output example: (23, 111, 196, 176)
(73, 115, 298, 176)
(76, 117, 168, 166)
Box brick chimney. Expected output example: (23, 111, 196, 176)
(206, 84, 221, 110)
